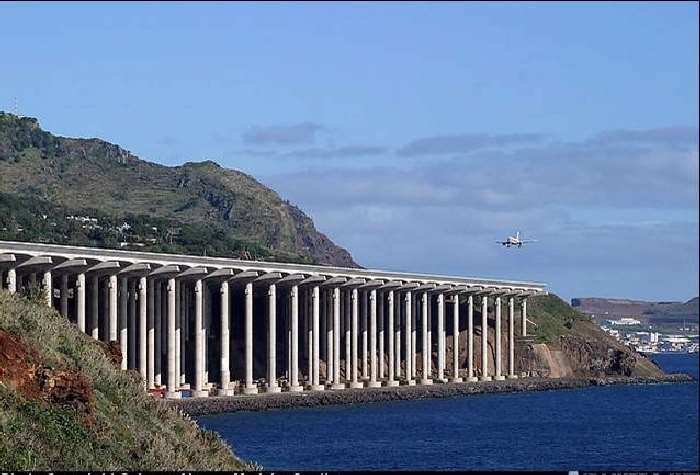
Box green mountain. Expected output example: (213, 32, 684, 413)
(0, 112, 358, 267)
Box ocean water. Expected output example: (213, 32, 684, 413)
(197, 353, 699, 471)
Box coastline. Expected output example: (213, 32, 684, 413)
(166, 373, 693, 416)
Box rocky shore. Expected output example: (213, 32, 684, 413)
(166, 373, 693, 416)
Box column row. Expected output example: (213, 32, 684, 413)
(0, 262, 531, 398)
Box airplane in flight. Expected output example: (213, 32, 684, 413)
(497, 231, 538, 248)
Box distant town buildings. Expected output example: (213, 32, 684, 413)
(603, 317, 641, 326)
(600, 322, 698, 354)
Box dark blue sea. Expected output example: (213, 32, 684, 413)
(197, 353, 699, 471)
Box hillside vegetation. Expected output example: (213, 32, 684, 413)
(0, 112, 357, 267)
(0, 290, 250, 470)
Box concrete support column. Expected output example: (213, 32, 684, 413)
(427, 295, 432, 378)
(128, 279, 137, 370)
(42, 270, 52, 307)
(451, 295, 462, 382)
(154, 281, 162, 386)
(311, 285, 324, 390)
(326, 290, 333, 384)
(521, 298, 528, 336)
(175, 281, 182, 387)
(411, 293, 417, 380)
(243, 281, 257, 394)
(60, 274, 69, 317)
(138, 276, 147, 383)
(508, 296, 517, 379)
(361, 290, 368, 380)
(494, 296, 505, 380)
(147, 279, 155, 389)
(331, 287, 343, 389)
(420, 292, 432, 385)
(306, 289, 313, 387)
(108, 274, 117, 341)
(368, 289, 380, 388)
(218, 280, 233, 395)
(192, 279, 207, 397)
(405, 291, 414, 385)
(320, 292, 326, 370)
(165, 278, 180, 398)
(480, 295, 491, 381)
(102, 279, 109, 340)
(266, 284, 280, 393)
(202, 283, 209, 386)
(6, 268, 16, 294)
(76, 273, 86, 333)
(378, 290, 384, 380)
(349, 288, 363, 388)
(386, 290, 398, 386)
(344, 290, 351, 384)
(119, 277, 128, 370)
(467, 295, 476, 381)
(394, 292, 401, 381)
(89, 275, 99, 340)
(289, 285, 302, 391)
(437, 293, 445, 382)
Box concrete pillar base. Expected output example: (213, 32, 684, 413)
(434, 378, 448, 384)
(165, 391, 181, 399)
(494, 375, 506, 381)
(180, 383, 191, 390)
(192, 390, 209, 398)
(419, 378, 433, 386)
(449, 377, 463, 383)
(266, 385, 281, 393)
(385, 380, 400, 387)
(466, 376, 478, 382)
(480, 376, 493, 382)
(348, 382, 364, 389)
(367, 381, 382, 388)
(507, 374, 518, 379)
(218, 389, 235, 397)
(243, 386, 259, 395)
(405, 379, 416, 386)
(310, 384, 325, 391)
(288, 385, 303, 392)
(331, 383, 346, 390)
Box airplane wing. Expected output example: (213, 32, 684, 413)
(521, 239, 538, 243)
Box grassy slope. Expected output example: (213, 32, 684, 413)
(528, 294, 590, 345)
(0, 290, 251, 470)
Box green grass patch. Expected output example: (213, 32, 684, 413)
(0, 290, 254, 470)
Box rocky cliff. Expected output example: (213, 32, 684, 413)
(508, 295, 663, 378)
(426, 294, 663, 380)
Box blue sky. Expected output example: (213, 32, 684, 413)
(1, 2, 698, 302)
